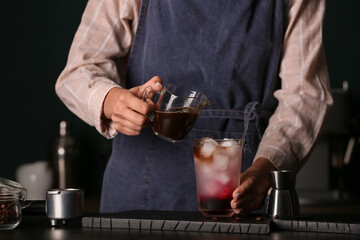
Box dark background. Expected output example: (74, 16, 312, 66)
(1, 1, 359, 198)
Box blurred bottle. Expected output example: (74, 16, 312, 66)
(49, 121, 79, 189)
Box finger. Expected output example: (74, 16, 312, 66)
(130, 99, 152, 117)
(131, 76, 163, 98)
(231, 198, 240, 209)
(232, 186, 269, 214)
(114, 123, 141, 136)
(144, 98, 156, 113)
(237, 184, 269, 207)
(112, 107, 149, 129)
(231, 176, 257, 209)
(233, 175, 256, 198)
(116, 93, 152, 116)
(113, 112, 152, 135)
(231, 188, 256, 208)
(142, 76, 163, 92)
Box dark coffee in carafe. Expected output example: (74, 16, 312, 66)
(152, 107, 199, 141)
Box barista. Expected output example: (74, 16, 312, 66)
(56, 0, 332, 214)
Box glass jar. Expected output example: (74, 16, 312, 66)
(0, 177, 26, 230)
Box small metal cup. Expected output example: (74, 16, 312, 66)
(268, 171, 296, 218)
(46, 189, 84, 226)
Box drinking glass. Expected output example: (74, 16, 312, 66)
(193, 138, 242, 217)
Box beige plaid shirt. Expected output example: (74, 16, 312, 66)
(56, 0, 333, 173)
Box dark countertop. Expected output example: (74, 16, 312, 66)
(1, 212, 360, 240)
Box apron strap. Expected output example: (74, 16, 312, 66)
(243, 101, 263, 153)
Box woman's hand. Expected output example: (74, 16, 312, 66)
(102, 76, 163, 136)
(231, 157, 276, 215)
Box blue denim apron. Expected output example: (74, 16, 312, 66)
(100, 0, 289, 213)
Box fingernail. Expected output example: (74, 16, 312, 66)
(155, 82, 162, 87)
(231, 202, 240, 209)
(233, 193, 240, 199)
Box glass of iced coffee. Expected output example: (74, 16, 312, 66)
(193, 138, 242, 218)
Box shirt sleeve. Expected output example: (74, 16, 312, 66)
(55, 0, 141, 139)
(254, 0, 333, 173)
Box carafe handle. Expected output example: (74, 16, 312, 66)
(142, 85, 165, 121)
(142, 84, 164, 102)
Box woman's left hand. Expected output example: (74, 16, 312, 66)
(231, 157, 276, 215)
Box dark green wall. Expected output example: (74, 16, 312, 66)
(323, 0, 360, 115)
(0, 1, 109, 195)
(1, 1, 359, 195)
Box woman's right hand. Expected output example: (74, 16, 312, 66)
(102, 76, 163, 136)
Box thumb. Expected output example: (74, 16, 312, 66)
(130, 76, 163, 98)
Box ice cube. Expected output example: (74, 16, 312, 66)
(221, 139, 242, 157)
(215, 172, 230, 185)
(200, 137, 218, 145)
(201, 181, 221, 197)
(212, 152, 229, 171)
(199, 138, 218, 158)
(220, 138, 239, 147)
(220, 138, 235, 147)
